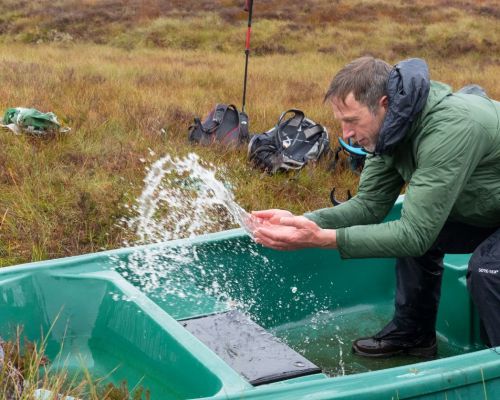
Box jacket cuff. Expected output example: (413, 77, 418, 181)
(303, 211, 326, 228)
(336, 228, 350, 259)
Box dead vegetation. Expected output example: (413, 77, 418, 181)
(0, 0, 498, 51)
(0, 0, 498, 265)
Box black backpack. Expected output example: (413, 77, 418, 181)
(248, 109, 330, 173)
(188, 104, 249, 147)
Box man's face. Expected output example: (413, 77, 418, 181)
(331, 92, 388, 152)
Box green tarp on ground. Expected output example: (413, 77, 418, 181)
(1, 107, 70, 135)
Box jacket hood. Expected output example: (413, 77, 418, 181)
(374, 58, 430, 155)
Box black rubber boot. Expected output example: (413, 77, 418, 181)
(352, 321, 437, 358)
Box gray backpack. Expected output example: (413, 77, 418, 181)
(188, 104, 249, 147)
(248, 109, 330, 173)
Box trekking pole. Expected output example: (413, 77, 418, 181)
(242, 0, 254, 114)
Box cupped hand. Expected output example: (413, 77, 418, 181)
(251, 209, 294, 225)
(253, 215, 337, 251)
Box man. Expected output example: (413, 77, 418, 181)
(252, 56, 500, 357)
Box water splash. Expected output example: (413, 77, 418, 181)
(112, 152, 268, 313)
(124, 152, 252, 244)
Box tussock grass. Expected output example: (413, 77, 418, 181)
(0, 0, 498, 266)
(0, 326, 150, 399)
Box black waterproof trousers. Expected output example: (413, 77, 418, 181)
(393, 221, 500, 347)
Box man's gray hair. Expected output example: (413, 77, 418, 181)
(324, 56, 392, 114)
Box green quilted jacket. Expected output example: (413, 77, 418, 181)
(306, 81, 500, 258)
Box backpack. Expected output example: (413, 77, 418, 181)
(188, 104, 249, 147)
(248, 109, 330, 173)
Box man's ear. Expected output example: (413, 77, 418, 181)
(379, 95, 389, 110)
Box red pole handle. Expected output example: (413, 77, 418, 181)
(245, 27, 252, 50)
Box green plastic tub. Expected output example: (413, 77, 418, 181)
(0, 201, 499, 399)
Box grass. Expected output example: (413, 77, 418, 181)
(0, 1, 498, 264)
(0, 326, 151, 399)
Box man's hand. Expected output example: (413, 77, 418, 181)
(251, 213, 337, 251)
(251, 209, 293, 224)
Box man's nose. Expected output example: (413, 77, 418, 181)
(342, 124, 355, 140)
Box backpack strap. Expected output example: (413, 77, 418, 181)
(303, 124, 323, 139)
(277, 109, 305, 127)
(198, 104, 231, 134)
(213, 104, 240, 122)
(213, 104, 230, 124)
(275, 109, 305, 149)
(191, 116, 204, 130)
(226, 104, 241, 129)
